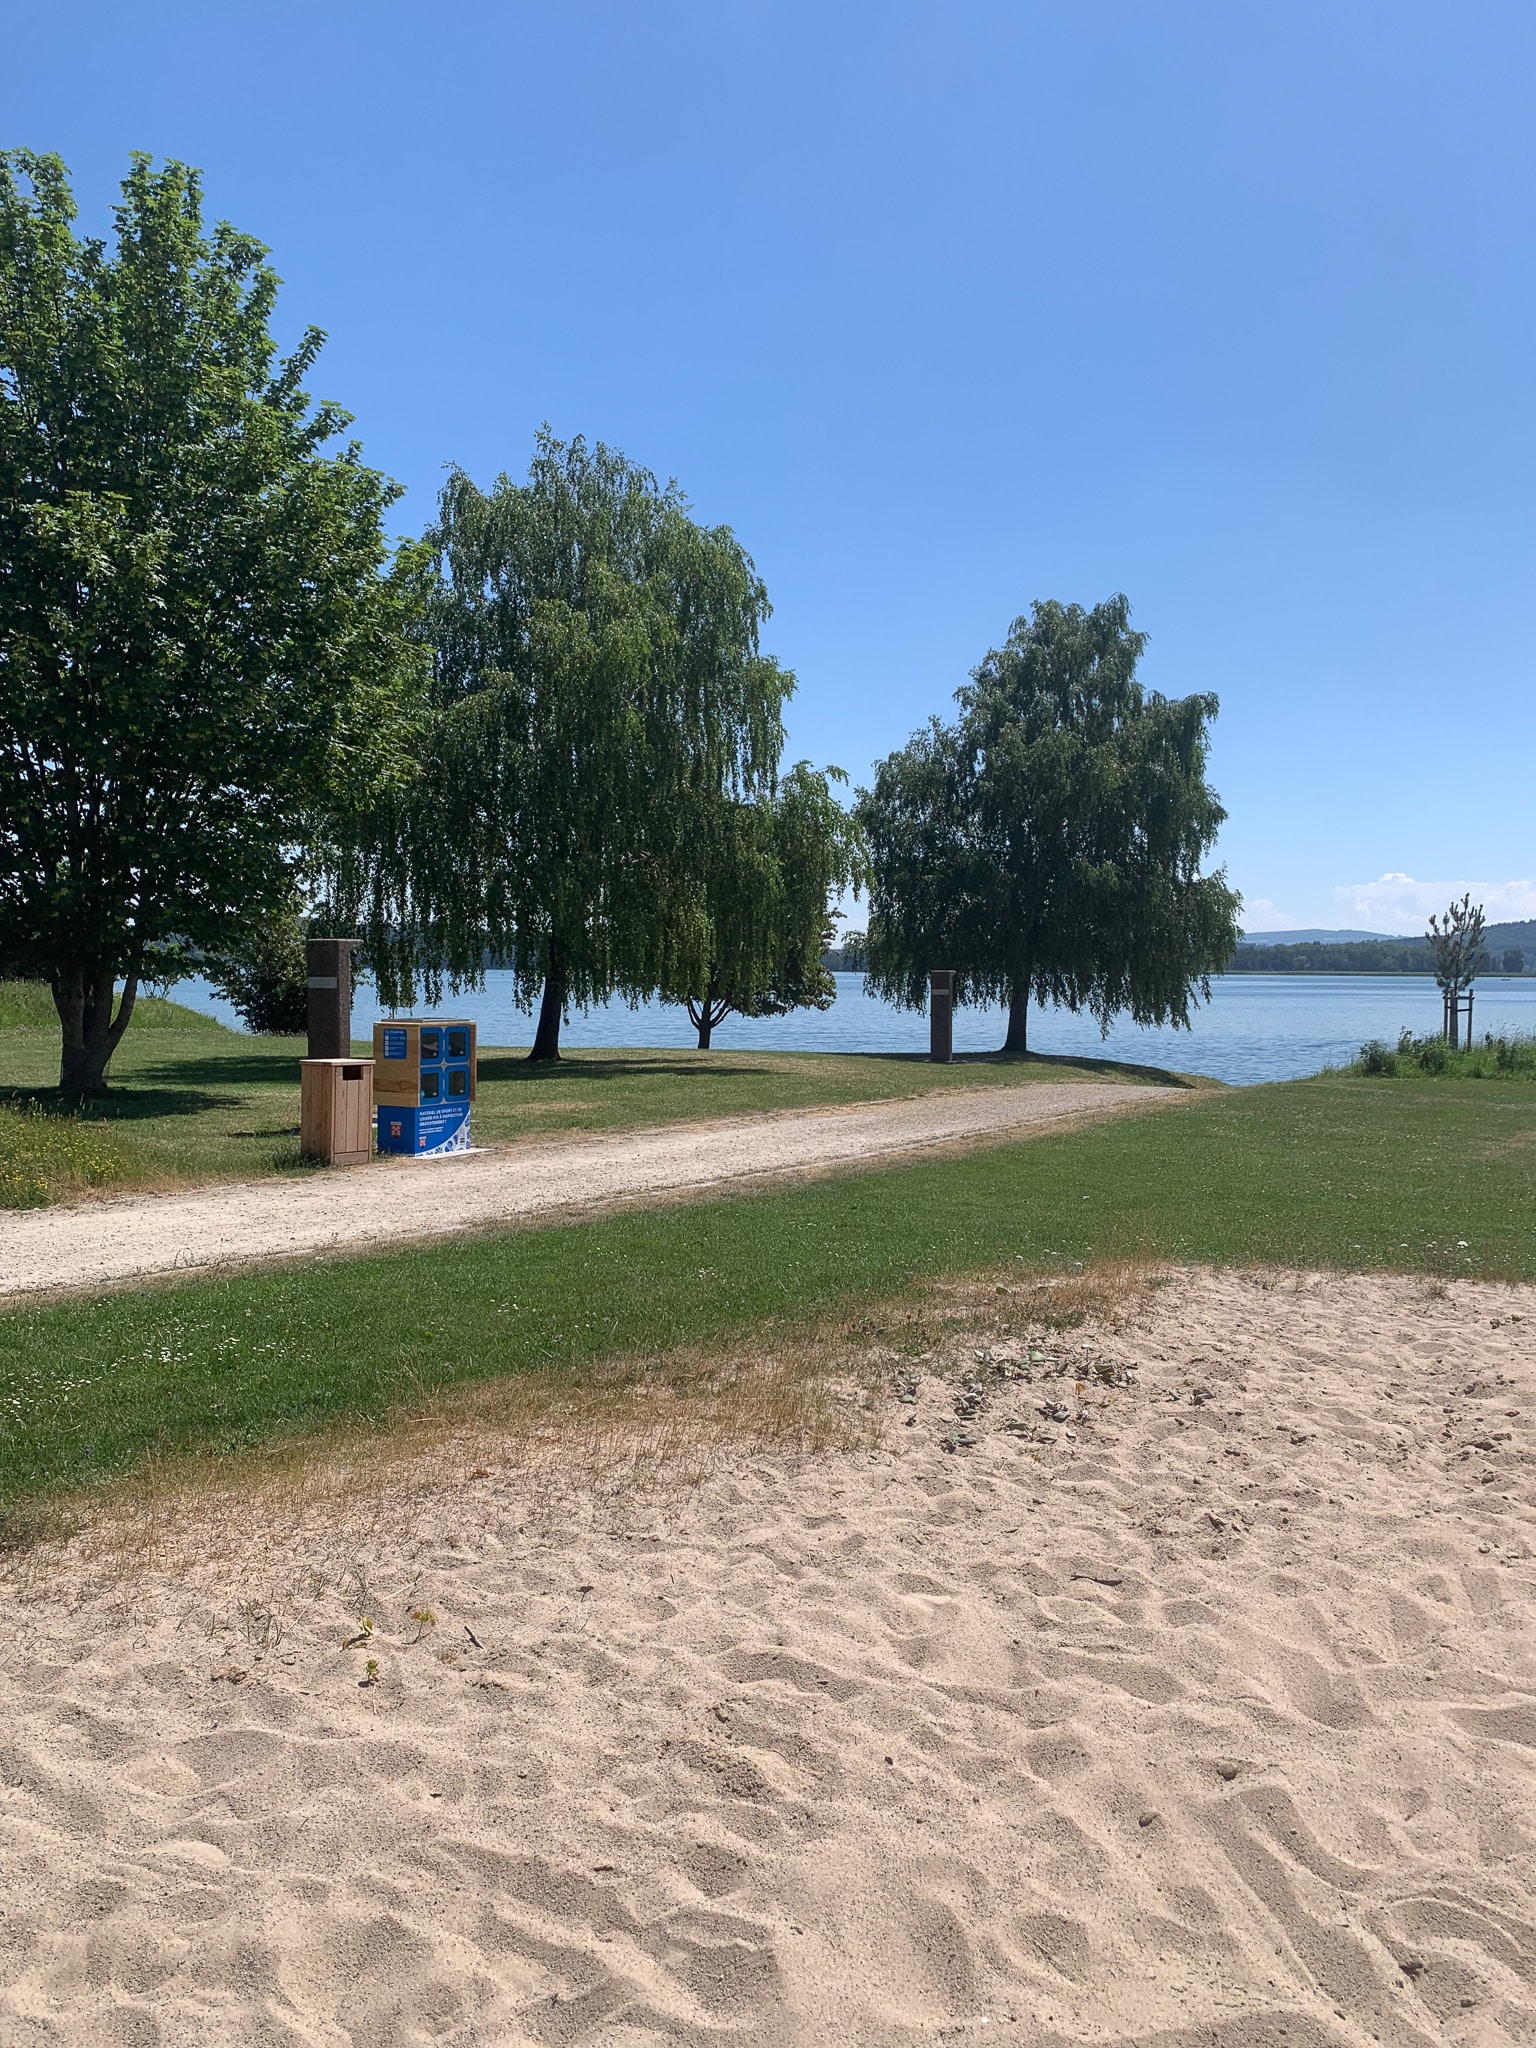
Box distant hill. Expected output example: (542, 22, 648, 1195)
(1239, 928, 1392, 944)
(1229, 919, 1534, 975)
(1240, 920, 1536, 949)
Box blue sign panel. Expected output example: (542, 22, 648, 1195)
(382, 1027, 407, 1060)
(377, 1101, 471, 1157)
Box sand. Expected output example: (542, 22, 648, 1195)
(1, 1266, 1533, 2046)
(0, 1082, 1173, 1300)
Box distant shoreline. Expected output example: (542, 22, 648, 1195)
(1219, 967, 1530, 979)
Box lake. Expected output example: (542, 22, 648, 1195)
(173, 972, 1536, 1088)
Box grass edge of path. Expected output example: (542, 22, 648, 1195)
(0, 1073, 1532, 1520)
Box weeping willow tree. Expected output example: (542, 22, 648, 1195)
(857, 595, 1240, 1052)
(667, 763, 867, 1049)
(330, 433, 792, 1057)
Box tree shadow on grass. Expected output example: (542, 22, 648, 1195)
(945, 1047, 1209, 1090)
(1, 1083, 248, 1122)
(475, 1043, 1208, 1091)
(477, 1051, 786, 1087)
(124, 1048, 303, 1089)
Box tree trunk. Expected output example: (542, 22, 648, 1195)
(687, 974, 731, 1051)
(1002, 980, 1030, 1054)
(54, 963, 140, 1099)
(529, 939, 564, 1061)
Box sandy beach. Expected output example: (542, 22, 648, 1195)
(0, 1265, 1532, 2045)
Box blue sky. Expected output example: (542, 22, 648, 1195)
(6, 1, 1534, 932)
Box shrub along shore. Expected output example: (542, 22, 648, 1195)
(1353, 1029, 1536, 1080)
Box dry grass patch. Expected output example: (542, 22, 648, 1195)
(3, 1261, 1167, 1610)
(2, 1334, 878, 1606)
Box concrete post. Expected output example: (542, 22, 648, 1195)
(929, 968, 954, 1063)
(306, 937, 356, 1059)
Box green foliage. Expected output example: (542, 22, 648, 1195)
(331, 432, 792, 1058)
(0, 150, 418, 1095)
(1426, 894, 1487, 1000)
(204, 903, 310, 1034)
(0, 1101, 126, 1208)
(857, 596, 1240, 1051)
(1355, 1029, 1536, 1081)
(2, 1072, 1532, 1504)
(670, 763, 868, 1047)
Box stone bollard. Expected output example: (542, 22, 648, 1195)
(306, 937, 357, 1059)
(929, 968, 954, 1063)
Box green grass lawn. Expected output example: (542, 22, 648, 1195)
(2, 1071, 1531, 1510)
(0, 981, 1179, 1208)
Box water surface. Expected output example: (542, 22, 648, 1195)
(174, 972, 1536, 1088)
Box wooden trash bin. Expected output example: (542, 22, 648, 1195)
(300, 1057, 375, 1166)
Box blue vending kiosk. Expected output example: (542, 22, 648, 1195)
(373, 1019, 478, 1155)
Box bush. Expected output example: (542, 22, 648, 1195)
(206, 912, 309, 1035)
(1414, 1033, 1451, 1075)
(1354, 1028, 1536, 1080)
(1358, 1039, 1399, 1076)
(1491, 1033, 1536, 1076)
(0, 1102, 127, 1209)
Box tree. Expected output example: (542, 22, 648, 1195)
(857, 595, 1240, 1052)
(1427, 894, 1486, 1046)
(204, 897, 310, 1035)
(332, 434, 792, 1060)
(0, 151, 415, 1095)
(669, 763, 866, 1049)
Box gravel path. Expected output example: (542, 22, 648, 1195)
(0, 1081, 1176, 1299)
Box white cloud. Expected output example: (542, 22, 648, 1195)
(1238, 897, 1303, 932)
(1332, 873, 1536, 934)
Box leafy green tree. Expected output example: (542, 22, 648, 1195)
(334, 434, 792, 1059)
(670, 763, 866, 1048)
(0, 151, 415, 1096)
(857, 595, 1240, 1052)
